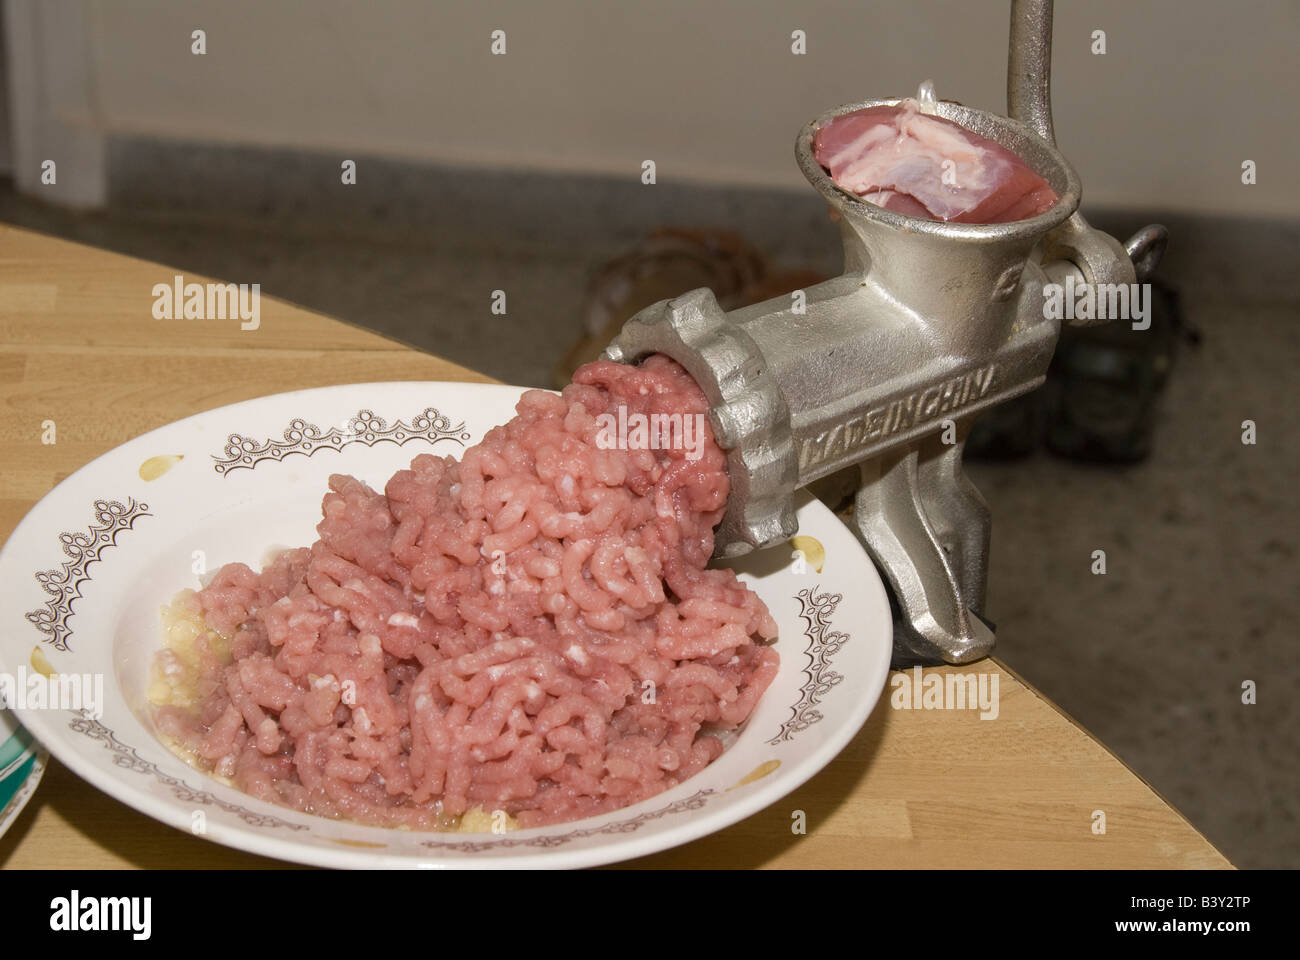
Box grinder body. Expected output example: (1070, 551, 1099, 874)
(607, 101, 1082, 666)
(606, 1, 1163, 666)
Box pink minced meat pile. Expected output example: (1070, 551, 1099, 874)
(154, 355, 779, 829)
(813, 98, 1059, 223)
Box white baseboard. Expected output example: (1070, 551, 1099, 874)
(3, 0, 106, 208)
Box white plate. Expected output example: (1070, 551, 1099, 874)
(0, 382, 891, 868)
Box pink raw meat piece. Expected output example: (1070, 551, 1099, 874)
(813, 99, 1058, 223)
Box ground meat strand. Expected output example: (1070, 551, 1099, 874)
(154, 355, 779, 829)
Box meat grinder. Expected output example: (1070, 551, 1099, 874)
(605, 0, 1167, 666)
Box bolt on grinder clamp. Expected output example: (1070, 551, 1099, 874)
(605, 0, 1167, 666)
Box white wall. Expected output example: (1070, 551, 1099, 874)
(4, 0, 106, 204)
(24, 0, 1300, 216)
(0, 13, 9, 173)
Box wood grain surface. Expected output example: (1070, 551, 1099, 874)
(0, 224, 1230, 869)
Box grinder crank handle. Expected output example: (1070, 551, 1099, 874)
(1008, 0, 1167, 318)
(866, 0, 1169, 664)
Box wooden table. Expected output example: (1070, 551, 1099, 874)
(0, 225, 1230, 869)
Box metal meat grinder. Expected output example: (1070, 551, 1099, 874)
(605, 0, 1167, 666)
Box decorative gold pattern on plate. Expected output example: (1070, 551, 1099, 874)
(213, 408, 471, 475)
(789, 535, 826, 573)
(67, 711, 307, 831)
(29, 646, 55, 678)
(418, 790, 715, 852)
(768, 587, 848, 744)
(728, 759, 781, 790)
(26, 499, 152, 652)
(139, 454, 184, 481)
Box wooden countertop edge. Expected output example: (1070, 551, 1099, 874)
(991, 654, 1233, 869)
